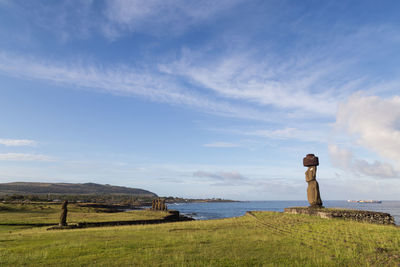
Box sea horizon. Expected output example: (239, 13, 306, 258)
(167, 200, 400, 225)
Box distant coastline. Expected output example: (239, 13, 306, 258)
(164, 197, 238, 203)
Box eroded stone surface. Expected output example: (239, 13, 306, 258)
(284, 207, 395, 225)
(305, 165, 323, 207)
(303, 154, 319, 167)
(59, 200, 68, 226)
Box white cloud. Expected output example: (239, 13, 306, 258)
(328, 145, 398, 178)
(203, 142, 240, 148)
(353, 159, 398, 178)
(336, 93, 400, 168)
(0, 138, 37, 146)
(103, 0, 242, 37)
(328, 144, 353, 170)
(0, 153, 54, 162)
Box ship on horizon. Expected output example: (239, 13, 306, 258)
(347, 200, 382, 203)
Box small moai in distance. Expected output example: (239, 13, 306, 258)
(59, 200, 68, 226)
(161, 199, 167, 211)
(151, 198, 167, 211)
(303, 154, 323, 208)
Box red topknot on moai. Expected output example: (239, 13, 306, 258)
(303, 154, 323, 208)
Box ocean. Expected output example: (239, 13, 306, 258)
(168, 200, 400, 225)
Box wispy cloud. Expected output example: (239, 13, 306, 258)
(0, 51, 266, 121)
(192, 169, 303, 196)
(0, 153, 54, 162)
(0, 138, 37, 146)
(103, 0, 243, 38)
(160, 50, 344, 117)
(193, 170, 248, 185)
(2, 23, 397, 125)
(242, 127, 328, 143)
(1, 1, 243, 41)
(1, 1, 98, 42)
(203, 142, 240, 148)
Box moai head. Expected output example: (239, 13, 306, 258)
(303, 154, 319, 167)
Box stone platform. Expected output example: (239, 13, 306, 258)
(284, 207, 395, 225)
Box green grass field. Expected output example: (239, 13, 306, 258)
(0, 204, 399, 266)
(0, 203, 169, 225)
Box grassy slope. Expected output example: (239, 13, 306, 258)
(0, 211, 399, 266)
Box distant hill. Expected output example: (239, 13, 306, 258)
(0, 182, 157, 197)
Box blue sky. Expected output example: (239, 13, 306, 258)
(1, 0, 400, 200)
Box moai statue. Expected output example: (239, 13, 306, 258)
(59, 200, 68, 226)
(303, 154, 323, 208)
(157, 198, 162, 210)
(151, 198, 168, 211)
(160, 199, 167, 211)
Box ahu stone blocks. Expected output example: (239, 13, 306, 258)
(284, 207, 395, 225)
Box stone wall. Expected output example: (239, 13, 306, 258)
(284, 207, 395, 225)
(47, 210, 194, 230)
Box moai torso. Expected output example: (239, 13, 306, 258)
(59, 200, 68, 226)
(305, 166, 317, 182)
